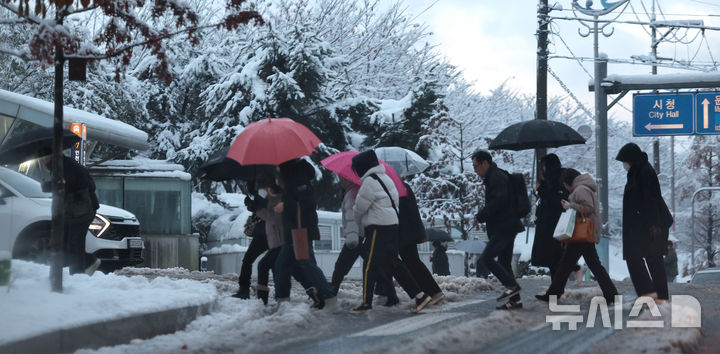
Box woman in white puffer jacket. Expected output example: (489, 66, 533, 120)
(350, 150, 429, 314)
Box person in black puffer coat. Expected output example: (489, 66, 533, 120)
(616, 143, 673, 302)
(273, 158, 339, 312)
(531, 154, 567, 281)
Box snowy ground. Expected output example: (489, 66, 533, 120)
(0, 261, 218, 346)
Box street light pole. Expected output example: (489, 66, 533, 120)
(573, 0, 630, 270)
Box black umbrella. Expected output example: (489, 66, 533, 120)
(426, 228, 454, 242)
(199, 147, 275, 182)
(488, 120, 586, 151)
(0, 127, 81, 164)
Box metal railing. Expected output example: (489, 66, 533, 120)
(691, 187, 720, 269)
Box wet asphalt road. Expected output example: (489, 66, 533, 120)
(267, 279, 720, 354)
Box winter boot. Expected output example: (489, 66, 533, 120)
(256, 284, 270, 305)
(306, 287, 324, 309)
(233, 285, 251, 299)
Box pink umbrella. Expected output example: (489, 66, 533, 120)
(321, 151, 408, 197)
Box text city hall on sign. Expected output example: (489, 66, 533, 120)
(633, 91, 720, 136)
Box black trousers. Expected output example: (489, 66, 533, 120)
(238, 230, 268, 288)
(331, 244, 362, 291)
(65, 217, 96, 274)
(257, 247, 280, 287)
(547, 243, 618, 301)
(399, 243, 441, 296)
(361, 225, 420, 306)
(626, 255, 669, 300)
(332, 242, 398, 298)
(482, 235, 518, 287)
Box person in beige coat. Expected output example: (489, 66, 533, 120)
(536, 168, 618, 304)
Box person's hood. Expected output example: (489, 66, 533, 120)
(360, 164, 386, 180)
(280, 158, 315, 186)
(571, 173, 597, 193)
(541, 153, 562, 182)
(352, 150, 379, 178)
(615, 143, 648, 164)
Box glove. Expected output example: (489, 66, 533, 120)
(345, 232, 359, 249)
(244, 196, 257, 212)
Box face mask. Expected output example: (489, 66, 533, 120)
(623, 162, 631, 171)
(257, 189, 268, 199)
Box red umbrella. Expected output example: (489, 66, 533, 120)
(321, 151, 408, 197)
(228, 117, 321, 165)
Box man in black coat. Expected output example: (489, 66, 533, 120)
(39, 150, 101, 275)
(616, 143, 673, 301)
(473, 150, 524, 310)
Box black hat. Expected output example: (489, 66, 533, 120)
(615, 143, 647, 164)
(351, 150, 380, 178)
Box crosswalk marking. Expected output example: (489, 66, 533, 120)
(350, 312, 465, 337)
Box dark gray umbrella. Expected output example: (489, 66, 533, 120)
(426, 228, 453, 242)
(199, 147, 275, 182)
(489, 120, 586, 151)
(0, 127, 81, 164)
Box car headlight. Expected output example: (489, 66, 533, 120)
(88, 214, 110, 237)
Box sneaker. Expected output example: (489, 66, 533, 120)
(429, 292, 445, 306)
(497, 300, 523, 310)
(350, 303, 372, 314)
(84, 259, 101, 276)
(383, 296, 400, 307)
(411, 293, 431, 314)
(496, 285, 521, 303)
(232, 285, 251, 299)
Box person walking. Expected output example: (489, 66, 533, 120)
(665, 241, 678, 283)
(398, 181, 445, 304)
(39, 149, 101, 276)
(273, 158, 340, 312)
(232, 189, 268, 299)
(616, 143, 674, 302)
(531, 154, 567, 281)
(252, 174, 286, 305)
(350, 150, 430, 314)
(330, 177, 364, 295)
(430, 241, 450, 276)
(535, 169, 618, 304)
(472, 150, 524, 310)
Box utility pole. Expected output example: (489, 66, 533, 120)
(651, 0, 661, 173)
(536, 0, 549, 167)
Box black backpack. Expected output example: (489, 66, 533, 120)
(505, 171, 531, 219)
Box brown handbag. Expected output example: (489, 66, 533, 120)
(291, 202, 310, 260)
(568, 209, 594, 243)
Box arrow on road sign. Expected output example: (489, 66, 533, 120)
(701, 98, 710, 129)
(645, 123, 685, 131)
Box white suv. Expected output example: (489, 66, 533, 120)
(0, 166, 143, 270)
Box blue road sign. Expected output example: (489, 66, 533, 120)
(633, 93, 694, 136)
(696, 92, 720, 135)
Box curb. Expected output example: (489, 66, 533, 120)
(0, 301, 215, 354)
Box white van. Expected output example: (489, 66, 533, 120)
(0, 166, 143, 270)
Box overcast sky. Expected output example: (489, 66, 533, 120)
(382, 0, 720, 123)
